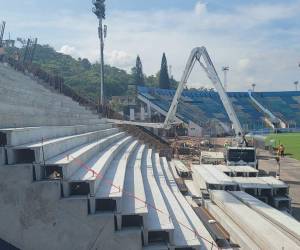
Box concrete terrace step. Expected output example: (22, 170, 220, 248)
(0, 65, 55, 94)
(119, 144, 148, 230)
(0, 66, 76, 101)
(152, 153, 200, 249)
(94, 140, 140, 216)
(210, 191, 299, 249)
(0, 80, 78, 105)
(160, 158, 216, 249)
(41, 132, 127, 182)
(7, 128, 119, 164)
(0, 101, 96, 119)
(229, 191, 300, 246)
(141, 148, 174, 246)
(204, 200, 260, 250)
(68, 136, 133, 197)
(0, 94, 91, 114)
(0, 123, 111, 147)
(0, 113, 101, 129)
(0, 86, 87, 113)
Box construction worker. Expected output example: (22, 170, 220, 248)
(278, 144, 285, 157)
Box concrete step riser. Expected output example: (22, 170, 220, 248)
(62, 132, 127, 180)
(0, 78, 53, 94)
(3, 123, 112, 146)
(0, 114, 101, 129)
(0, 102, 95, 118)
(0, 147, 5, 165)
(0, 84, 78, 106)
(91, 137, 134, 196)
(7, 128, 119, 164)
(0, 96, 89, 113)
(0, 83, 85, 109)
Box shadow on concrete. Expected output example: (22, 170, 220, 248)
(285, 180, 300, 185)
(0, 239, 20, 250)
(292, 206, 300, 222)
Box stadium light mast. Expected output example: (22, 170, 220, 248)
(93, 0, 106, 106)
(294, 81, 299, 91)
(252, 83, 256, 92)
(222, 66, 229, 91)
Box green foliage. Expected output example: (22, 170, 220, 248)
(5, 43, 178, 100)
(159, 52, 171, 89)
(132, 55, 145, 86)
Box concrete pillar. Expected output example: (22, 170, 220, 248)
(89, 197, 96, 214)
(0, 147, 5, 165)
(140, 106, 145, 121)
(147, 103, 151, 119)
(34, 164, 43, 181)
(130, 108, 135, 121)
(62, 181, 70, 197)
(116, 214, 122, 230)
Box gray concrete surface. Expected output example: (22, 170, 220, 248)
(258, 149, 300, 221)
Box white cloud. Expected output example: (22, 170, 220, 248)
(237, 58, 251, 71)
(3, 1, 300, 92)
(195, 1, 207, 16)
(106, 50, 135, 70)
(58, 45, 77, 57)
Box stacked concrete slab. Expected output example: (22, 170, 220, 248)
(0, 63, 216, 250)
(192, 164, 237, 191)
(191, 163, 290, 211)
(204, 191, 300, 249)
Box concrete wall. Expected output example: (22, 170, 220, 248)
(0, 164, 141, 250)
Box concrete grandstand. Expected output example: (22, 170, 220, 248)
(138, 86, 300, 135)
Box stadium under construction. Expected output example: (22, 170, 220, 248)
(1, 2, 300, 250)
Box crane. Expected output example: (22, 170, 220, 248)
(163, 47, 243, 136)
(108, 46, 244, 138)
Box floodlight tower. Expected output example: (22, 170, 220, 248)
(0, 21, 6, 47)
(222, 66, 229, 91)
(93, 0, 106, 106)
(294, 81, 299, 91)
(252, 83, 256, 92)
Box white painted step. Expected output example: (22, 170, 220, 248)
(95, 140, 140, 213)
(0, 123, 111, 146)
(141, 148, 174, 245)
(7, 128, 118, 164)
(44, 132, 126, 180)
(161, 157, 216, 249)
(152, 153, 200, 249)
(68, 136, 133, 196)
(118, 144, 148, 230)
(122, 144, 148, 215)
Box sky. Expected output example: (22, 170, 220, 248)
(1, 0, 300, 91)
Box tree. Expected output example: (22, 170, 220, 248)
(81, 58, 92, 70)
(132, 55, 145, 86)
(159, 53, 171, 89)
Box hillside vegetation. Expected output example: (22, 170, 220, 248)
(6, 44, 172, 101)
